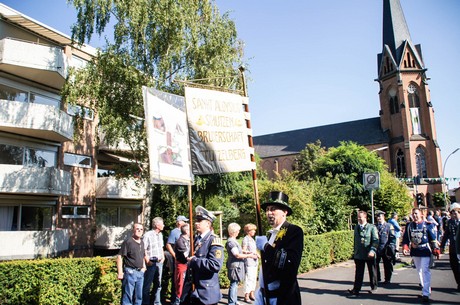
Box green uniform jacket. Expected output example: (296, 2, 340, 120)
(353, 223, 379, 260)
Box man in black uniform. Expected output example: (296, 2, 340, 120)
(255, 191, 304, 305)
(375, 210, 396, 285)
(181, 205, 223, 305)
(440, 202, 460, 291)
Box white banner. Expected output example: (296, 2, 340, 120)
(143, 86, 193, 185)
(185, 87, 255, 174)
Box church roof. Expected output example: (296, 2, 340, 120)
(253, 117, 389, 158)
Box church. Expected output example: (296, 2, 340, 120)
(253, 0, 443, 207)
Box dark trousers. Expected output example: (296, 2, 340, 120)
(376, 253, 393, 282)
(353, 258, 377, 292)
(449, 248, 460, 286)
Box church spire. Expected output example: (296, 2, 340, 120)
(382, 0, 412, 65)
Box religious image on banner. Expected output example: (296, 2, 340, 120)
(184, 86, 255, 175)
(143, 86, 193, 185)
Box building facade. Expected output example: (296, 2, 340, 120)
(254, 0, 444, 206)
(0, 4, 145, 260)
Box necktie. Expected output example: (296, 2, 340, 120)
(195, 235, 201, 247)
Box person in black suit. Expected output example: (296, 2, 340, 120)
(181, 205, 223, 305)
(255, 191, 304, 305)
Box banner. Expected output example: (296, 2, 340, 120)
(185, 87, 255, 174)
(143, 86, 193, 185)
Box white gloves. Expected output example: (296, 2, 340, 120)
(256, 236, 268, 251)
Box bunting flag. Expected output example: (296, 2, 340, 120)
(398, 177, 460, 183)
(143, 86, 194, 185)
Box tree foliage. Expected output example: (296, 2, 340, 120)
(64, 0, 248, 229)
(315, 141, 386, 210)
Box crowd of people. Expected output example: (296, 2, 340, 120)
(348, 203, 460, 303)
(116, 194, 460, 305)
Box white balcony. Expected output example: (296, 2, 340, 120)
(0, 229, 70, 260)
(0, 37, 67, 89)
(0, 165, 71, 195)
(96, 176, 146, 199)
(0, 99, 74, 142)
(94, 226, 130, 249)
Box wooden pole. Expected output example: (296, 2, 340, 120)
(239, 66, 268, 305)
(238, 65, 263, 235)
(188, 183, 194, 254)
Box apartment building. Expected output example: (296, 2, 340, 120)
(0, 4, 145, 260)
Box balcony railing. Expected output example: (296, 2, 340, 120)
(0, 37, 67, 89)
(0, 165, 71, 195)
(96, 176, 146, 199)
(0, 229, 70, 260)
(0, 99, 74, 142)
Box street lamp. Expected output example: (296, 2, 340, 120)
(442, 148, 460, 210)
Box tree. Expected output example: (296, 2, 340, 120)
(315, 141, 386, 210)
(63, 0, 248, 226)
(292, 140, 326, 182)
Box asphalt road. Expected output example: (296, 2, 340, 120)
(219, 254, 460, 305)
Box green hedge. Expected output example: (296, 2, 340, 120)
(0, 231, 353, 304)
(0, 257, 120, 305)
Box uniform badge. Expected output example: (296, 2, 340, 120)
(215, 249, 222, 259)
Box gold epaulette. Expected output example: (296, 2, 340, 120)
(211, 234, 223, 247)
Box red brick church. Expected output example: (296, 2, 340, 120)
(253, 0, 443, 207)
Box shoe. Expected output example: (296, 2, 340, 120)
(244, 293, 251, 303)
(370, 287, 378, 293)
(382, 280, 391, 285)
(421, 295, 430, 303)
(249, 291, 255, 301)
(348, 289, 359, 296)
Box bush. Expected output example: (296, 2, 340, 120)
(0, 257, 120, 305)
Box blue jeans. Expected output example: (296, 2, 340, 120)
(228, 280, 239, 305)
(142, 262, 163, 305)
(121, 267, 144, 305)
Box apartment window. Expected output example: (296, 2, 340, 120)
(67, 104, 94, 120)
(0, 203, 54, 231)
(0, 79, 61, 108)
(0, 143, 56, 167)
(64, 153, 92, 168)
(0, 83, 28, 102)
(97, 206, 140, 227)
(62, 206, 91, 219)
(30, 92, 60, 108)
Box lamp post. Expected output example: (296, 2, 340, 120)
(443, 148, 460, 210)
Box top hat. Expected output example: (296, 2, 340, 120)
(195, 205, 216, 223)
(261, 191, 292, 216)
(176, 215, 189, 222)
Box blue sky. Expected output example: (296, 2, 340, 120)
(3, 0, 460, 188)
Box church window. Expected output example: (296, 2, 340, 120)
(390, 96, 399, 114)
(415, 147, 427, 178)
(396, 149, 406, 177)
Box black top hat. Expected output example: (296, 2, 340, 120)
(261, 191, 292, 216)
(195, 205, 216, 223)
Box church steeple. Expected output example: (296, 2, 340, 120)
(377, 0, 443, 207)
(382, 0, 412, 65)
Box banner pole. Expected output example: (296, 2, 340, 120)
(239, 65, 269, 305)
(188, 183, 194, 254)
(238, 65, 263, 235)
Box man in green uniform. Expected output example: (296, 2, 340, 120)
(348, 210, 379, 296)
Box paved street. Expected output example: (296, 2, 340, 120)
(218, 254, 460, 305)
